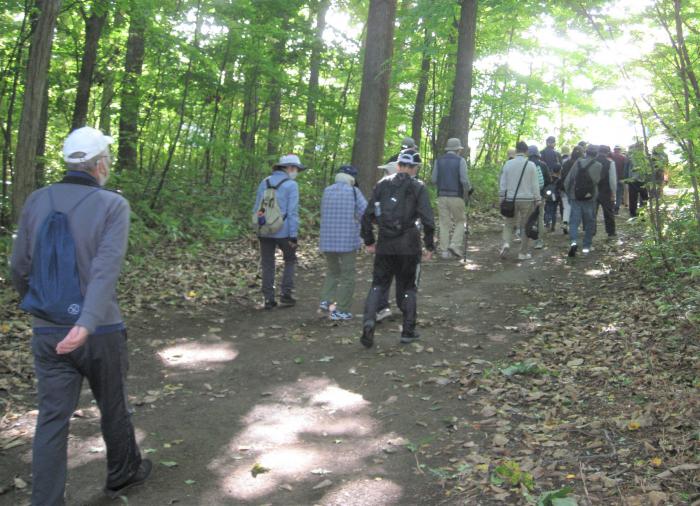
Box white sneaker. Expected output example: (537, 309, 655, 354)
(441, 251, 451, 260)
(376, 308, 392, 322)
(499, 243, 510, 258)
(533, 240, 544, 249)
(517, 253, 532, 260)
(582, 247, 592, 255)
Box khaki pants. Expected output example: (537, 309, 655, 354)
(437, 196, 466, 253)
(502, 200, 536, 255)
(320, 252, 357, 312)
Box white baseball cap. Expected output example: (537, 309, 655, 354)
(377, 161, 398, 175)
(273, 153, 306, 170)
(62, 127, 113, 163)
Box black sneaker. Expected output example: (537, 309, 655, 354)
(105, 459, 152, 499)
(400, 330, 420, 344)
(264, 299, 278, 310)
(360, 323, 375, 348)
(568, 243, 578, 258)
(279, 295, 296, 307)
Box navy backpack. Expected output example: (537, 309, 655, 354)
(19, 187, 100, 325)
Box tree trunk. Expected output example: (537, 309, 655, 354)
(446, 0, 477, 154)
(99, 69, 114, 134)
(203, 31, 233, 184)
(117, 9, 146, 171)
(411, 26, 431, 150)
(12, 0, 62, 222)
(71, 2, 109, 131)
(351, 0, 397, 197)
(266, 21, 290, 158)
(303, 0, 330, 163)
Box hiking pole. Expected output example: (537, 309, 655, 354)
(462, 196, 470, 262)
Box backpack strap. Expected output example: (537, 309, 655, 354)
(266, 177, 290, 190)
(47, 186, 101, 214)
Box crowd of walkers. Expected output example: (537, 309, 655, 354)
(9, 125, 666, 503)
(498, 138, 667, 259)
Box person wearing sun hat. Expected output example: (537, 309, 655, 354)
(360, 150, 435, 348)
(318, 165, 368, 321)
(431, 137, 472, 259)
(11, 126, 151, 503)
(252, 154, 306, 310)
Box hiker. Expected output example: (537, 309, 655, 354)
(540, 136, 562, 173)
(528, 145, 551, 249)
(499, 141, 541, 260)
(432, 137, 472, 260)
(543, 169, 560, 232)
(596, 145, 617, 238)
(611, 145, 628, 213)
(507, 148, 516, 161)
(651, 143, 669, 199)
(559, 145, 583, 234)
(561, 146, 571, 165)
(360, 151, 435, 348)
(253, 154, 304, 309)
(318, 165, 368, 321)
(10, 127, 150, 504)
(627, 143, 648, 219)
(374, 161, 399, 322)
(564, 145, 603, 256)
(387, 136, 417, 163)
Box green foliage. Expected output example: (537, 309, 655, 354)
(490, 460, 534, 491)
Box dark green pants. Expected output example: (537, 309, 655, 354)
(320, 252, 357, 312)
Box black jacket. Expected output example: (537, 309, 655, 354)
(361, 173, 435, 255)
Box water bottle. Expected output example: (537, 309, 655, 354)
(374, 202, 381, 217)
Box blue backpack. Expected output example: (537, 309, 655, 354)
(19, 187, 100, 325)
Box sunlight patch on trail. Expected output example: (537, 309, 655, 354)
(203, 376, 403, 503)
(157, 342, 238, 369)
(318, 478, 403, 506)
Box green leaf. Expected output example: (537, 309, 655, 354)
(251, 463, 271, 477)
(537, 487, 576, 506)
(159, 460, 178, 468)
(184, 479, 196, 485)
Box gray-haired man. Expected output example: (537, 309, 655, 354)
(11, 127, 150, 504)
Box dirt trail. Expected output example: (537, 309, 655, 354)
(0, 224, 613, 506)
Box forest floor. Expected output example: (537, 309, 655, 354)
(0, 211, 697, 506)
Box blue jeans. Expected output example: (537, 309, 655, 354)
(615, 183, 624, 211)
(569, 199, 596, 249)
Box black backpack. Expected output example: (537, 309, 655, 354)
(377, 176, 415, 239)
(574, 159, 596, 201)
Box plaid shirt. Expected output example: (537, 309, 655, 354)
(320, 182, 367, 253)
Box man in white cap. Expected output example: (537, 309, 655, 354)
(431, 138, 472, 259)
(387, 136, 417, 163)
(11, 126, 150, 503)
(252, 154, 305, 309)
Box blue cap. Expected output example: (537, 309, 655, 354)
(339, 165, 358, 177)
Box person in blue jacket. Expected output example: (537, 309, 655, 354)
(253, 154, 305, 309)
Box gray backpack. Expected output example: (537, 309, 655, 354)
(253, 177, 289, 235)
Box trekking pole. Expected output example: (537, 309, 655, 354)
(462, 196, 470, 262)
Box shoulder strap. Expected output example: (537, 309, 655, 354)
(268, 177, 290, 190)
(48, 186, 101, 215)
(511, 160, 529, 201)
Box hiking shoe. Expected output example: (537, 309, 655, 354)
(376, 307, 392, 323)
(361, 323, 375, 348)
(105, 459, 152, 499)
(448, 247, 461, 259)
(440, 251, 451, 260)
(264, 299, 278, 310)
(517, 253, 532, 261)
(400, 330, 420, 344)
(562, 222, 568, 234)
(279, 294, 296, 307)
(582, 247, 593, 255)
(319, 300, 331, 312)
(499, 243, 510, 258)
(533, 240, 544, 249)
(568, 243, 578, 257)
(330, 310, 353, 321)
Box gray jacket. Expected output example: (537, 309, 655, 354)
(11, 174, 130, 334)
(564, 156, 603, 202)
